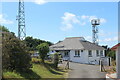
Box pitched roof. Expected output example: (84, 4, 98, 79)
(50, 37, 105, 50)
(111, 43, 120, 50)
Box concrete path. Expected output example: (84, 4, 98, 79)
(68, 62, 106, 78)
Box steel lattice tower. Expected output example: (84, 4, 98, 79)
(17, 0, 26, 40)
(91, 19, 100, 45)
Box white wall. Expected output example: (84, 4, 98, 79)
(69, 50, 105, 64)
(88, 50, 100, 64)
(60, 51, 69, 60)
(70, 50, 89, 63)
(50, 49, 105, 64)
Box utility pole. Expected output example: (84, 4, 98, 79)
(91, 19, 100, 45)
(17, 0, 26, 40)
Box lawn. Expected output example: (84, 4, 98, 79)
(3, 59, 67, 79)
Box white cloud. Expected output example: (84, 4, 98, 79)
(0, 14, 13, 24)
(34, 0, 47, 5)
(60, 12, 80, 31)
(98, 29, 106, 37)
(80, 22, 86, 25)
(60, 13, 107, 31)
(81, 15, 89, 19)
(100, 18, 106, 23)
(60, 23, 73, 31)
(89, 16, 98, 21)
(99, 36, 118, 42)
(85, 36, 92, 41)
(98, 30, 117, 38)
(62, 12, 80, 24)
(81, 15, 106, 24)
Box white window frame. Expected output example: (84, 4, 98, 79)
(88, 50, 92, 57)
(96, 50, 99, 57)
(64, 51, 69, 57)
(100, 50, 103, 57)
(74, 50, 80, 57)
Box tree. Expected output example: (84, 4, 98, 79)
(24, 36, 53, 51)
(36, 43, 49, 63)
(102, 45, 116, 60)
(0, 25, 9, 32)
(107, 49, 116, 60)
(2, 26, 32, 71)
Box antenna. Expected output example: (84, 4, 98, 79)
(91, 19, 100, 45)
(17, 0, 26, 40)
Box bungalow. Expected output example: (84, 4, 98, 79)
(50, 37, 106, 64)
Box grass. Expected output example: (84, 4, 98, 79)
(31, 63, 65, 78)
(3, 58, 67, 79)
(3, 71, 22, 78)
(104, 60, 116, 73)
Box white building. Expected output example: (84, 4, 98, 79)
(50, 37, 106, 65)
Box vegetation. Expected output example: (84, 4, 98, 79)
(24, 36, 53, 51)
(0, 25, 9, 32)
(102, 45, 116, 60)
(2, 26, 67, 79)
(104, 60, 116, 73)
(36, 43, 49, 63)
(107, 49, 116, 60)
(3, 58, 66, 79)
(53, 53, 59, 68)
(2, 26, 32, 71)
(103, 46, 116, 73)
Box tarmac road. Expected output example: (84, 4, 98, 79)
(68, 62, 106, 78)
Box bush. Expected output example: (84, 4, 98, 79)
(32, 58, 41, 63)
(36, 43, 49, 63)
(107, 50, 116, 60)
(53, 53, 59, 68)
(2, 32, 32, 71)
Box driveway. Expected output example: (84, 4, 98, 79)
(68, 62, 106, 78)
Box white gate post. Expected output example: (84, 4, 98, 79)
(100, 60, 102, 72)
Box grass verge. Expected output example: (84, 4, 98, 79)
(3, 60, 67, 79)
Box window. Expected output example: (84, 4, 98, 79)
(74, 50, 80, 57)
(64, 51, 69, 57)
(81, 50, 83, 52)
(96, 50, 99, 57)
(100, 50, 103, 56)
(88, 50, 92, 57)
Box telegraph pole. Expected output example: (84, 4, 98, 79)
(91, 19, 100, 45)
(17, 0, 26, 40)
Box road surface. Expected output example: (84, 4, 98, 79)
(68, 62, 106, 78)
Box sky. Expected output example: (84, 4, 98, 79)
(0, 1, 118, 47)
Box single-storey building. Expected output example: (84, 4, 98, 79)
(50, 37, 106, 64)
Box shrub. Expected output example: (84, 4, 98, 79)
(2, 32, 32, 71)
(32, 58, 41, 63)
(36, 43, 49, 63)
(53, 53, 59, 68)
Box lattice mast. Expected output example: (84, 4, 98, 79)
(17, 0, 26, 40)
(91, 19, 100, 45)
